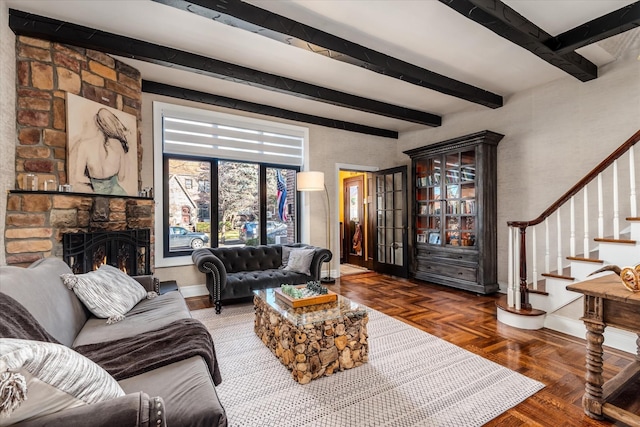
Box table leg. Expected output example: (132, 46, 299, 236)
(583, 320, 605, 419)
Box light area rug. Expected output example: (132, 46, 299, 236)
(192, 303, 544, 427)
(340, 264, 369, 276)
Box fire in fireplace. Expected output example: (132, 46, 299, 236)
(63, 229, 151, 275)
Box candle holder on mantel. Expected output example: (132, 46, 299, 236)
(23, 174, 38, 191)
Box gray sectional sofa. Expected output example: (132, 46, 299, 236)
(192, 243, 332, 313)
(0, 257, 226, 427)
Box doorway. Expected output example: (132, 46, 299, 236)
(337, 166, 407, 278)
(342, 174, 365, 267)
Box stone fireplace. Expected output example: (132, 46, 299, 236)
(6, 192, 154, 267)
(4, 35, 152, 267)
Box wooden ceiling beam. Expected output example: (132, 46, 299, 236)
(142, 81, 398, 139)
(9, 9, 440, 127)
(152, 0, 504, 109)
(545, 2, 640, 55)
(440, 0, 598, 82)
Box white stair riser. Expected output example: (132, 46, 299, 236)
(598, 242, 640, 266)
(528, 293, 548, 312)
(630, 221, 640, 241)
(543, 277, 583, 313)
(570, 260, 603, 281)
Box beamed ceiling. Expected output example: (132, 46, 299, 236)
(6, 0, 640, 139)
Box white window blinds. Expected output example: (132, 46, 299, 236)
(158, 103, 305, 167)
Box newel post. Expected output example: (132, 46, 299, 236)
(518, 226, 531, 310)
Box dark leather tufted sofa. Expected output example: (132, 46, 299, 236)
(192, 244, 332, 313)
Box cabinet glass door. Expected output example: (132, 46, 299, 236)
(444, 150, 476, 247)
(415, 158, 442, 245)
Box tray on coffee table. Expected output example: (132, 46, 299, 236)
(274, 286, 337, 308)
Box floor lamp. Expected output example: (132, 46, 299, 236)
(297, 171, 335, 283)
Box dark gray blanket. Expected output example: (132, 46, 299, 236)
(74, 318, 222, 385)
(0, 292, 222, 386)
(0, 292, 59, 343)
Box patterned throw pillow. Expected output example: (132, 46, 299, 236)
(61, 264, 156, 324)
(283, 248, 315, 276)
(0, 338, 124, 426)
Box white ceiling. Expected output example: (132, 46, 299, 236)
(5, 0, 639, 134)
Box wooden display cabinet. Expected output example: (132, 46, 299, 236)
(404, 130, 503, 294)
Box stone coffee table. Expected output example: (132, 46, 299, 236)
(253, 288, 368, 384)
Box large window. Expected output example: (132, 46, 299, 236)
(154, 102, 307, 262)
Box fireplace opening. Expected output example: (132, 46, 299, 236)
(63, 229, 151, 275)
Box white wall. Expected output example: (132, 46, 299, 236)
(140, 93, 398, 288)
(0, 2, 16, 265)
(398, 53, 640, 288)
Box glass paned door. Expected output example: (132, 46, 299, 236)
(374, 166, 408, 278)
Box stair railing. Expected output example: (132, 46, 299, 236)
(506, 129, 639, 310)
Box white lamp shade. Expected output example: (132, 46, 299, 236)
(297, 171, 324, 191)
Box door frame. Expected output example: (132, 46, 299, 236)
(334, 164, 379, 276)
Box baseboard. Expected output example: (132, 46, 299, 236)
(179, 284, 209, 298)
(497, 281, 507, 294)
(544, 313, 636, 354)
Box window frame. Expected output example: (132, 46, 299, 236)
(153, 102, 309, 268)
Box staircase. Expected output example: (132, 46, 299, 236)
(497, 130, 640, 353)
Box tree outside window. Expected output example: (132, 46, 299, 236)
(165, 157, 297, 255)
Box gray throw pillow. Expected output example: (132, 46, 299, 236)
(0, 338, 124, 425)
(283, 248, 315, 276)
(60, 264, 156, 324)
(280, 246, 295, 268)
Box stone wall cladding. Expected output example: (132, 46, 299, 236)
(15, 36, 142, 190)
(6, 36, 150, 267)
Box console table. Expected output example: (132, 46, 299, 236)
(566, 274, 640, 426)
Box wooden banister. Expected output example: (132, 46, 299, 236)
(508, 129, 640, 228)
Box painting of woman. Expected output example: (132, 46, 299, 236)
(67, 94, 138, 196)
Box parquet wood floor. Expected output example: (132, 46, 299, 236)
(186, 272, 639, 426)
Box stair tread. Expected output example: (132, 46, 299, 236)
(541, 266, 574, 281)
(542, 272, 575, 280)
(567, 256, 604, 264)
(594, 237, 636, 244)
(527, 288, 549, 296)
(496, 295, 546, 316)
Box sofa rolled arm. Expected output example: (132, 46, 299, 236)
(15, 392, 166, 427)
(192, 249, 227, 306)
(132, 275, 159, 293)
(309, 247, 332, 281)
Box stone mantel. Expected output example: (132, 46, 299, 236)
(9, 190, 153, 201)
(5, 190, 154, 268)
